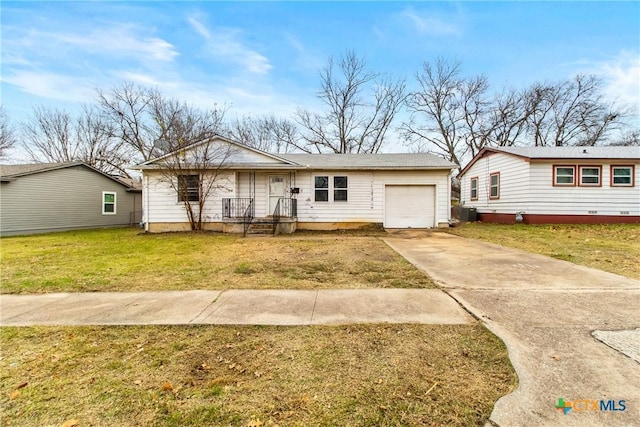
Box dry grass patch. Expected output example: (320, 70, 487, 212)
(1, 324, 516, 426)
(0, 229, 432, 294)
(447, 223, 640, 280)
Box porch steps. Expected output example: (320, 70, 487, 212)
(246, 219, 275, 235)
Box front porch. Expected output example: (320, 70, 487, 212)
(222, 197, 298, 235)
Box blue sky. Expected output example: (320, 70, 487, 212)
(2, 1, 639, 128)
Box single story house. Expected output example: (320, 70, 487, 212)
(458, 146, 640, 224)
(0, 162, 142, 236)
(134, 136, 457, 233)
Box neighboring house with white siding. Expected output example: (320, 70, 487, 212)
(458, 146, 640, 224)
(135, 136, 456, 233)
(0, 162, 142, 236)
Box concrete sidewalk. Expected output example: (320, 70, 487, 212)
(0, 288, 473, 326)
(384, 232, 640, 427)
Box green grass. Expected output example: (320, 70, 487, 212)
(0, 324, 516, 427)
(446, 223, 640, 279)
(0, 228, 433, 293)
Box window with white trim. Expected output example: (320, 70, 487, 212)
(470, 177, 478, 200)
(314, 175, 349, 202)
(102, 191, 116, 215)
(333, 176, 348, 202)
(489, 172, 500, 199)
(554, 166, 575, 186)
(314, 176, 329, 202)
(579, 166, 601, 186)
(611, 166, 633, 187)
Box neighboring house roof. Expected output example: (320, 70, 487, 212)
(135, 135, 457, 171)
(459, 146, 640, 176)
(0, 161, 140, 191)
(279, 153, 457, 170)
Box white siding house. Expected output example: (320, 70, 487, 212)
(0, 162, 142, 236)
(459, 146, 640, 224)
(135, 136, 456, 233)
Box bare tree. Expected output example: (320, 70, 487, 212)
(401, 58, 469, 165)
(154, 138, 235, 230)
(227, 114, 298, 153)
(609, 129, 640, 146)
(21, 107, 77, 163)
(488, 88, 531, 147)
(97, 82, 160, 161)
(0, 106, 17, 159)
(145, 99, 236, 230)
(75, 105, 133, 177)
(20, 106, 132, 177)
(524, 75, 624, 146)
(295, 50, 405, 153)
(97, 82, 227, 163)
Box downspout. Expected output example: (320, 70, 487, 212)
(144, 174, 150, 232)
(447, 169, 453, 226)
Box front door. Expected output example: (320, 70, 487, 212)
(268, 175, 286, 215)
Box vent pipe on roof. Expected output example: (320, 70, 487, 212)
(583, 149, 588, 154)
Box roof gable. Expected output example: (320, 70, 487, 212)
(136, 135, 299, 169)
(0, 161, 137, 189)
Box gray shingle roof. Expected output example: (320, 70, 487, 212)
(0, 162, 84, 178)
(493, 146, 640, 159)
(0, 161, 138, 190)
(279, 153, 457, 170)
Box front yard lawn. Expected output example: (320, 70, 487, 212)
(1, 324, 516, 427)
(0, 228, 433, 294)
(0, 228, 517, 426)
(447, 223, 640, 280)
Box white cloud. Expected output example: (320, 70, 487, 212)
(573, 50, 640, 119)
(2, 23, 178, 67)
(597, 51, 640, 112)
(188, 16, 211, 40)
(283, 32, 325, 72)
(210, 29, 272, 75)
(398, 6, 462, 37)
(1, 71, 96, 102)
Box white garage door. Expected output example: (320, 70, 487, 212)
(384, 185, 436, 228)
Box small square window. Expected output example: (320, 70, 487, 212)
(102, 192, 116, 215)
(178, 175, 200, 202)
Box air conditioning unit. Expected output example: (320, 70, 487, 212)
(459, 207, 477, 222)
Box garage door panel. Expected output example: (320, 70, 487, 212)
(385, 185, 435, 228)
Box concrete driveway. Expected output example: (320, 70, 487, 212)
(384, 231, 640, 427)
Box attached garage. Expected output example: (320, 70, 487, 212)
(384, 185, 436, 228)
